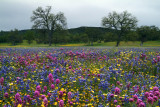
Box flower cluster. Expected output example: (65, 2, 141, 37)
(0, 48, 159, 107)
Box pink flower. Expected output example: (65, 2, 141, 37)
(153, 96, 158, 102)
(144, 92, 149, 98)
(133, 95, 138, 101)
(48, 73, 53, 80)
(15, 93, 20, 100)
(68, 92, 72, 100)
(51, 84, 55, 90)
(56, 79, 60, 84)
(147, 97, 153, 104)
(34, 91, 40, 97)
(41, 95, 46, 99)
(0, 77, 4, 85)
(4, 92, 9, 98)
(44, 86, 47, 91)
(59, 100, 64, 107)
(153, 86, 159, 92)
(36, 85, 41, 92)
(116, 81, 120, 85)
(115, 87, 120, 95)
(43, 98, 48, 106)
(138, 102, 145, 107)
(114, 100, 117, 104)
(129, 98, 134, 102)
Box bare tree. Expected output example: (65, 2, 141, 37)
(102, 11, 138, 47)
(31, 6, 67, 46)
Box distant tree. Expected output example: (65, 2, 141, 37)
(80, 33, 89, 43)
(31, 6, 67, 46)
(85, 28, 99, 46)
(124, 31, 139, 42)
(8, 29, 23, 45)
(137, 26, 150, 46)
(25, 30, 35, 44)
(102, 11, 138, 46)
(103, 32, 117, 42)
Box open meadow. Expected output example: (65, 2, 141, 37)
(0, 47, 160, 107)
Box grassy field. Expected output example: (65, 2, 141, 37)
(0, 40, 160, 47)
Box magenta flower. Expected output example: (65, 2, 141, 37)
(115, 87, 120, 95)
(138, 102, 145, 107)
(41, 95, 46, 99)
(36, 85, 41, 92)
(116, 81, 120, 85)
(147, 97, 153, 104)
(153, 96, 158, 102)
(153, 86, 159, 92)
(44, 86, 47, 91)
(43, 98, 48, 106)
(56, 79, 60, 84)
(114, 100, 117, 104)
(133, 95, 138, 101)
(116, 105, 121, 107)
(15, 93, 20, 100)
(4, 92, 9, 98)
(0, 77, 4, 85)
(51, 84, 55, 89)
(144, 92, 149, 98)
(129, 98, 134, 102)
(68, 92, 72, 100)
(34, 90, 40, 97)
(48, 73, 53, 80)
(59, 100, 64, 107)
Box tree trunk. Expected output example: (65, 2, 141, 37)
(116, 35, 121, 47)
(48, 30, 53, 46)
(140, 41, 143, 46)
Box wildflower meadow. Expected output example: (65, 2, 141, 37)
(0, 47, 160, 107)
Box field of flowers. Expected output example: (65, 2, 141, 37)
(0, 47, 160, 107)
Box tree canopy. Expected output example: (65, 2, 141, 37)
(102, 11, 138, 46)
(31, 6, 67, 46)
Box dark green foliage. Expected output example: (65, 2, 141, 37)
(8, 29, 23, 45)
(25, 30, 35, 44)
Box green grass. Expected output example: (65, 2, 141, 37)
(0, 40, 160, 47)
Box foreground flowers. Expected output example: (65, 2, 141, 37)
(0, 47, 159, 107)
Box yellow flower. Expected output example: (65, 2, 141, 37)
(17, 104, 22, 107)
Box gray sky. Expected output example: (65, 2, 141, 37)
(0, 0, 160, 31)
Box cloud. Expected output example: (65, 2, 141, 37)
(0, 0, 160, 31)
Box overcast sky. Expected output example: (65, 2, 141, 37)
(0, 0, 160, 31)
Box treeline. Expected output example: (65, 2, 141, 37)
(0, 26, 160, 46)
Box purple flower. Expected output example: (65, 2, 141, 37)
(153, 86, 159, 92)
(138, 102, 145, 107)
(48, 73, 53, 80)
(115, 87, 120, 95)
(34, 91, 40, 97)
(41, 95, 46, 99)
(116, 105, 121, 107)
(144, 92, 149, 98)
(4, 92, 9, 98)
(43, 98, 48, 106)
(56, 79, 60, 84)
(51, 84, 55, 89)
(147, 97, 153, 104)
(129, 98, 134, 102)
(36, 85, 41, 92)
(15, 93, 20, 100)
(68, 92, 72, 100)
(133, 95, 138, 101)
(114, 100, 117, 104)
(44, 86, 47, 91)
(59, 100, 64, 107)
(153, 96, 158, 102)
